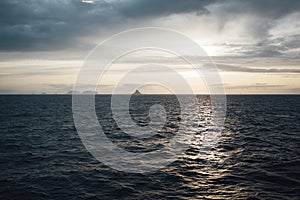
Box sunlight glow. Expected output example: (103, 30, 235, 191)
(81, 0, 95, 4)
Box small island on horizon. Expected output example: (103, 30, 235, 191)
(133, 89, 142, 95)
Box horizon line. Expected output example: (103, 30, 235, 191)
(0, 93, 300, 95)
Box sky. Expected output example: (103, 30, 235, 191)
(0, 0, 300, 94)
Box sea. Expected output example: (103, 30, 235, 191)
(0, 95, 299, 199)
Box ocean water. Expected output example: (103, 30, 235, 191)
(0, 95, 299, 199)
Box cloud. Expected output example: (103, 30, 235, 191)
(215, 63, 300, 73)
(0, 0, 116, 50)
(0, 88, 16, 94)
(0, 0, 214, 51)
(226, 83, 285, 89)
(203, 0, 300, 57)
(1, 0, 300, 52)
(208, 0, 300, 37)
(116, 0, 213, 18)
(289, 88, 300, 93)
(216, 34, 300, 57)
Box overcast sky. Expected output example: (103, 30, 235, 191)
(0, 0, 300, 94)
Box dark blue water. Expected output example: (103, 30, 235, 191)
(0, 95, 299, 199)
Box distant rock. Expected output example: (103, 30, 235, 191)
(133, 89, 142, 95)
(67, 90, 81, 94)
(82, 90, 97, 94)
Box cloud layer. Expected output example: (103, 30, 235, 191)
(0, 0, 299, 55)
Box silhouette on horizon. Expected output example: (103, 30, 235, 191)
(133, 89, 142, 95)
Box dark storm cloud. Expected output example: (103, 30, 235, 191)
(117, 0, 213, 17)
(0, 0, 300, 51)
(215, 0, 300, 19)
(253, 0, 299, 17)
(0, 0, 215, 51)
(0, 0, 115, 50)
